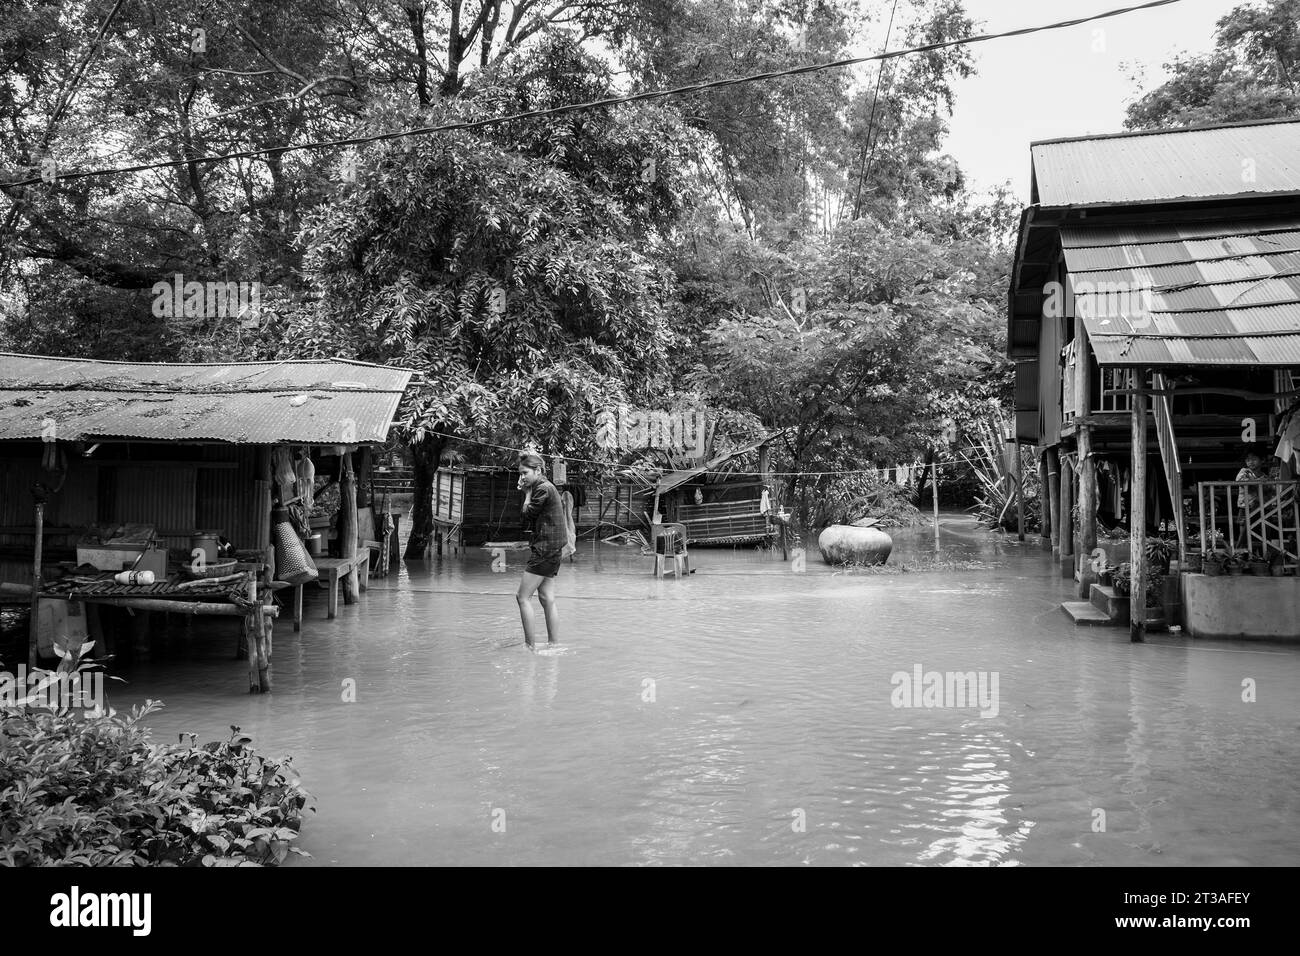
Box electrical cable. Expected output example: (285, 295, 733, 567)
(421, 427, 1002, 478)
(851, 0, 900, 219)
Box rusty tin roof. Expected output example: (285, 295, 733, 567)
(0, 353, 412, 444)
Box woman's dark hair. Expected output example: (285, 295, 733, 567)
(518, 453, 545, 471)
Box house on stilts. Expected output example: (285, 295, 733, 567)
(0, 353, 412, 690)
(1008, 118, 1300, 641)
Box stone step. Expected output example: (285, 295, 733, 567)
(1089, 584, 1130, 625)
(1061, 601, 1118, 626)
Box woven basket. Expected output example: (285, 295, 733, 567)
(183, 559, 239, 580)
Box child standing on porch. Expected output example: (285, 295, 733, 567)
(1234, 450, 1276, 547)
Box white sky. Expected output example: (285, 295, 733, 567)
(934, 0, 1241, 200)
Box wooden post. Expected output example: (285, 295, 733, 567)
(246, 572, 261, 692)
(931, 457, 941, 547)
(340, 450, 360, 604)
(1130, 374, 1148, 643)
(130, 608, 151, 661)
(1077, 328, 1098, 598)
(1038, 451, 1052, 550)
(257, 447, 273, 551)
(1046, 448, 1061, 555)
(1060, 456, 1074, 579)
(1014, 435, 1025, 541)
(256, 592, 271, 693)
(27, 492, 45, 668)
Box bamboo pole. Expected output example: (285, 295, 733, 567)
(67, 596, 279, 617)
(1014, 435, 1025, 541)
(1130, 376, 1149, 643)
(1047, 448, 1061, 555)
(246, 572, 260, 692)
(931, 457, 940, 549)
(340, 451, 360, 604)
(1060, 456, 1074, 580)
(1076, 328, 1098, 598)
(1038, 451, 1051, 550)
(27, 494, 44, 668)
(254, 599, 270, 693)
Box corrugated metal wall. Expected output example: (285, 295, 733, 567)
(196, 447, 259, 549)
(1015, 361, 1040, 443)
(1037, 309, 1064, 444)
(1, 442, 265, 583)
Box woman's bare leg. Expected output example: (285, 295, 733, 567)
(516, 572, 544, 647)
(537, 575, 560, 644)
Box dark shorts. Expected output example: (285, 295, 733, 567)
(526, 549, 563, 578)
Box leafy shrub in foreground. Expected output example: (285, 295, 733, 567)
(1, 690, 312, 867)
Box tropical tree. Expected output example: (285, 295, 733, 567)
(1125, 0, 1300, 128)
(287, 36, 697, 555)
(687, 202, 1012, 521)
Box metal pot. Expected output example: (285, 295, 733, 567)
(818, 524, 893, 566)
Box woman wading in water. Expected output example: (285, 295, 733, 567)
(516, 453, 565, 647)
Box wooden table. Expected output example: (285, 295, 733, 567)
(310, 552, 370, 620)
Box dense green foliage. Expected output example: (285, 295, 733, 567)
(0, 0, 1024, 536)
(1125, 0, 1300, 128)
(1, 698, 311, 867)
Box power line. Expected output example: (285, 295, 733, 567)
(851, 0, 901, 219)
(0, 0, 1184, 190)
(44, 0, 129, 142)
(424, 427, 998, 479)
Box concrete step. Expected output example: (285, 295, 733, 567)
(1062, 601, 1118, 626)
(1090, 584, 1130, 625)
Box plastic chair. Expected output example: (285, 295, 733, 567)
(652, 521, 690, 578)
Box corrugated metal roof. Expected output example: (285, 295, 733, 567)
(0, 353, 411, 444)
(0, 353, 408, 392)
(656, 436, 773, 495)
(1032, 120, 1300, 207)
(1064, 220, 1300, 367)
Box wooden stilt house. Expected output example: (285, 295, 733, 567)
(1008, 118, 1300, 640)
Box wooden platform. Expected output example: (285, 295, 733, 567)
(304, 552, 369, 622)
(675, 498, 771, 544)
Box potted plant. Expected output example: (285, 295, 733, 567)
(1183, 550, 1203, 574)
(1202, 550, 1226, 576)
(1144, 536, 1175, 574)
(1247, 552, 1270, 576)
(1113, 562, 1132, 596)
(1226, 550, 1250, 575)
(1268, 547, 1288, 577)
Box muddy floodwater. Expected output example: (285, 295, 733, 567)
(99, 514, 1300, 866)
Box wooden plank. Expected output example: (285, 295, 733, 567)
(1131, 377, 1148, 643)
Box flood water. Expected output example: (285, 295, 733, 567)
(82, 514, 1300, 866)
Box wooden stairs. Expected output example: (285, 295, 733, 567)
(1062, 583, 1168, 629)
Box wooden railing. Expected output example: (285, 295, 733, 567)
(1151, 373, 1186, 562)
(1098, 368, 1137, 413)
(1198, 480, 1300, 567)
(371, 466, 415, 495)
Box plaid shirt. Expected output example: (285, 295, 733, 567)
(522, 479, 568, 554)
(1235, 467, 1270, 508)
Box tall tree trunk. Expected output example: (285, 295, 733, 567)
(404, 436, 444, 559)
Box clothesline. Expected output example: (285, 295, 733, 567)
(426, 428, 1004, 480)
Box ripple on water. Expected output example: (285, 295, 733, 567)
(98, 519, 1300, 866)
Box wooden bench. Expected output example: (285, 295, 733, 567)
(306, 552, 370, 621)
